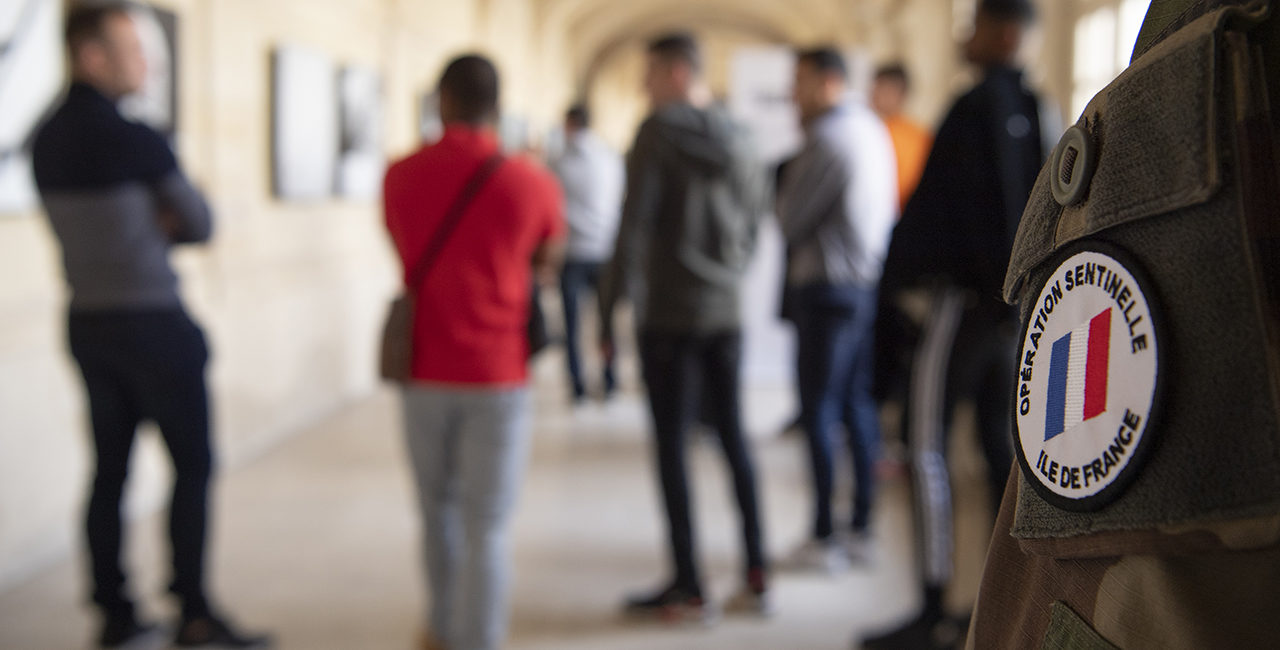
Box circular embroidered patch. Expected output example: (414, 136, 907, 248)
(1013, 244, 1163, 511)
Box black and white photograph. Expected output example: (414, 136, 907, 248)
(271, 44, 339, 201)
(0, 0, 63, 214)
(336, 64, 383, 201)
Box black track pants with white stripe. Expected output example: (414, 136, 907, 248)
(907, 287, 1016, 585)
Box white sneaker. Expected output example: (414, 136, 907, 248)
(782, 538, 849, 574)
(841, 530, 875, 565)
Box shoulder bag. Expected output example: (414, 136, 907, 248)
(379, 154, 504, 382)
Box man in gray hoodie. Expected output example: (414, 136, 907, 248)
(599, 32, 770, 621)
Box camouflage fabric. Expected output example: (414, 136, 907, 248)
(969, 2, 1280, 647)
(971, 475, 1280, 648)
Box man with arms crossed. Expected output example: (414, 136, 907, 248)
(33, 3, 268, 647)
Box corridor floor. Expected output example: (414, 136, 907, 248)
(0, 358, 996, 650)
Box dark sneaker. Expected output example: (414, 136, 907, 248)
(857, 612, 969, 650)
(98, 616, 161, 648)
(623, 584, 717, 625)
(174, 616, 272, 648)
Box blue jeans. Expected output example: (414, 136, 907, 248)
(68, 309, 213, 620)
(559, 260, 615, 398)
(639, 330, 765, 595)
(401, 385, 531, 650)
(792, 283, 881, 539)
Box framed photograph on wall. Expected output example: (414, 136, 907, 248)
(728, 46, 801, 167)
(271, 45, 339, 201)
(0, 0, 64, 215)
(336, 64, 383, 201)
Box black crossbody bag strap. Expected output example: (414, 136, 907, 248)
(406, 154, 505, 291)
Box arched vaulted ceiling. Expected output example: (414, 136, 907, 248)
(576, 11, 791, 94)
(532, 0, 874, 94)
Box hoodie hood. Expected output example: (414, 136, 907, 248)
(648, 103, 736, 176)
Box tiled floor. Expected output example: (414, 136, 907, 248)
(0, 356, 998, 649)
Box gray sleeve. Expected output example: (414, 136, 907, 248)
(775, 139, 847, 246)
(154, 170, 213, 244)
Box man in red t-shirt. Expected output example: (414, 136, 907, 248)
(383, 54, 563, 650)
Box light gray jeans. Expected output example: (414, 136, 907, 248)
(401, 384, 532, 650)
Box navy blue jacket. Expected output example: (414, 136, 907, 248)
(33, 82, 211, 311)
(883, 66, 1046, 302)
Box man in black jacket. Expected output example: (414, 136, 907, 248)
(33, 4, 267, 647)
(860, 0, 1053, 647)
(599, 32, 770, 622)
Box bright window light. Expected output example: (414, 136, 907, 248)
(1070, 0, 1149, 119)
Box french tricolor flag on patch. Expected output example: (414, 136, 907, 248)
(1045, 309, 1112, 441)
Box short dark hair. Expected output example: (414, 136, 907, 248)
(875, 62, 910, 92)
(979, 0, 1037, 23)
(65, 2, 134, 55)
(796, 47, 848, 81)
(565, 104, 590, 129)
(648, 32, 702, 72)
(438, 54, 500, 123)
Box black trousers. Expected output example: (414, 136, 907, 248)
(639, 330, 765, 594)
(68, 309, 213, 620)
(907, 289, 1015, 586)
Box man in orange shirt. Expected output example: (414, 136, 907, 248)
(871, 63, 932, 213)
